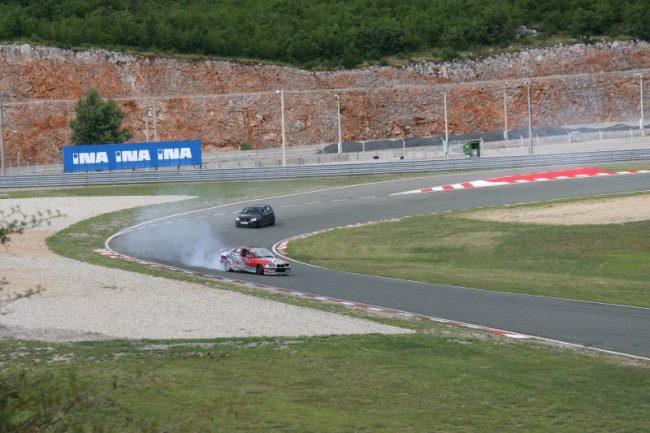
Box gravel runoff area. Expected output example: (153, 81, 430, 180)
(0, 196, 411, 342)
(467, 194, 650, 225)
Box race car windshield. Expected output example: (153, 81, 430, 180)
(251, 248, 274, 258)
(241, 207, 263, 214)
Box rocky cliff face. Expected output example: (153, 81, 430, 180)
(1, 41, 648, 164)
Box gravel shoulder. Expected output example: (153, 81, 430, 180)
(467, 194, 650, 225)
(0, 196, 410, 341)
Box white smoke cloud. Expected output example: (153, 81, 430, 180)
(111, 195, 231, 272)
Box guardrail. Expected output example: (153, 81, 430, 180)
(1, 149, 649, 189)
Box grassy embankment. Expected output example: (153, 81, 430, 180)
(2, 171, 649, 432)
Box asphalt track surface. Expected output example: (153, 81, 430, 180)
(109, 166, 650, 359)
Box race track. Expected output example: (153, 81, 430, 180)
(109, 166, 650, 358)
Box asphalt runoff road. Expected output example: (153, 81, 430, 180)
(110, 165, 650, 358)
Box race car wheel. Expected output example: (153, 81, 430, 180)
(269, 217, 275, 226)
(222, 261, 232, 272)
(256, 265, 264, 275)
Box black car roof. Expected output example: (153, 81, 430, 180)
(241, 204, 272, 211)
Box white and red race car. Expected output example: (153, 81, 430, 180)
(220, 246, 291, 275)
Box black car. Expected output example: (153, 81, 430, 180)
(235, 204, 275, 228)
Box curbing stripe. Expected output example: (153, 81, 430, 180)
(393, 168, 648, 195)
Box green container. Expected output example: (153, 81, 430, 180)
(463, 140, 481, 157)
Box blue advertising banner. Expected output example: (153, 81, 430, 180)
(63, 140, 202, 172)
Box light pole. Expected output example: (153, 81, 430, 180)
(443, 91, 449, 158)
(640, 74, 645, 137)
(0, 94, 5, 175)
(145, 107, 151, 142)
(503, 85, 509, 141)
(525, 80, 533, 154)
(276, 89, 286, 166)
(152, 100, 158, 142)
(335, 94, 342, 154)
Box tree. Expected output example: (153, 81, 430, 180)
(69, 88, 133, 145)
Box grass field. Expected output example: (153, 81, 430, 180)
(288, 192, 650, 307)
(2, 331, 649, 433)
(2, 170, 650, 432)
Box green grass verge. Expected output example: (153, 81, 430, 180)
(2, 173, 436, 199)
(2, 332, 648, 433)
(288, 192, 650, 307)
(602, 162, 650, 172)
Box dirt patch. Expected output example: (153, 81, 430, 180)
(467, 194, 650, 225)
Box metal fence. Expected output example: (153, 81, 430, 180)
(2, 148, 649, 189)
(4, 126, 650, 175)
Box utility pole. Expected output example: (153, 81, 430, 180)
(526, 80, 533, 154)
(335, 94, 342, 154)
(0, 94, 5, 175)
(276, 89, 286, 166)
(443, 91, 449, 159)
(640, 74, 645, 137)
(152, 99, 158, 142)
(503, 86, 508, 141)
(145, 106, 150, 142)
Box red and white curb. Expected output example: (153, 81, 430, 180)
(95, 246, 528, 340)
(273, 228, 528, 339)
(275, 218, 403, 254)
(393, 167, 650, 195)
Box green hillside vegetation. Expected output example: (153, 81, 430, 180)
(0, 0, 647, 69)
